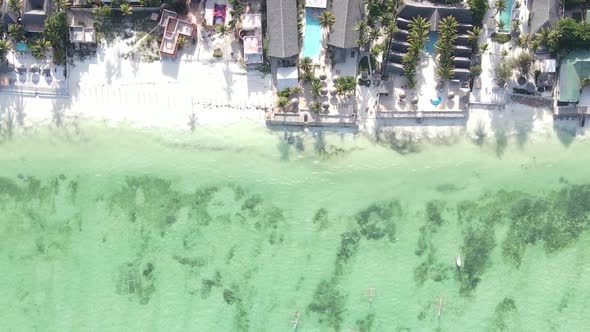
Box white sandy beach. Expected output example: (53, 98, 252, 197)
(1, 35, 274, 129)
(0, 38, 587, 144)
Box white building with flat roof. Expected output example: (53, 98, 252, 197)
(306, 0, 327, 8)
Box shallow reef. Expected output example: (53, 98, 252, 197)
(492, 297, 518, 331)
(307, 279, 346, 331)
(413, 201, 452, 286)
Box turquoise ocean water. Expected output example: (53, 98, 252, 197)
(0, 122, 589, 331)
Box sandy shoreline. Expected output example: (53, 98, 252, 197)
(0, 38, 587, 142)
(1, 89, 586, 146)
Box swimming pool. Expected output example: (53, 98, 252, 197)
(15, 42, 28, 52)
(498, 0, 515, 32)
(303, 8, 322, 61)
(424, 31, 439, 55)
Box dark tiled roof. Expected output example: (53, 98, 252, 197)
(328, 0, 363, 49)
(398, 5, 473, 24)
(267, 0, 299, 58)
(528, 0, 559, 35)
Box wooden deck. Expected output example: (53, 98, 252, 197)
(555, 106, 590, 118)
(377, 110, 467, 119)
(266, 112, 358, 128)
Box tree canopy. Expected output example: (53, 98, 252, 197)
(334, 76, 356, 96)
(547, 18, 590, 55)
(467, 0, 488, 26)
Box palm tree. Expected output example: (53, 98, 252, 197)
(8, 0, 22, 16)
(436, 16, 458, 80)
(355, 20, 369, 48)
(383, 23, 398, 41)
(299, 56, 314, 77)
(369, 27, 381, 43)
(408, 16, 431, 46)
(517, 34, 531, 49)
(318, 11, 336, 33)
(177, 36, 186, 49)
(0, 39, 10, 60)
(310, 78, 322, 99)
(31, 38, 51, 59)
(496, 19, 505, 31)
(216, 24, 230, 36)
(402, 16, 432, 88)
(467, 26, 481, 48)
(357, 34, 369, 49)
(389, 0, 405, 11)
(355, 20, 369, 35)
(8, 24, 24, 42)
(54, 0, 69, 12)
(479, 42, 489, 54)
(495, 0, 507, 15)
(536, 27, 551, 46)
(120, 3, 133, 16)
(439, 16, 458, 38)
(276, 96, 289, 109)
(309, 101, 323, 114)
(530, 40, 540, 53)
(380, 12, 394, 27)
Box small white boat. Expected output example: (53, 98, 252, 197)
(456, 255, 462, 268)
(292, 311, 300, 329)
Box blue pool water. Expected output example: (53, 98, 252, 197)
(303, 9, 322, 60)
(424, 31, 439, 55)
(499, 0, 515, 32)
(15, 42, 28, 52)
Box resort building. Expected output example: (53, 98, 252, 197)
(240, 13, 263, 64)
(266, 0, 298, 63)
(306, 0, 327, 8)
(557, 50, 590, 105)
(22, 0, 48, 33)
(528, 0, 560, 37)
(1, 0, 48, 32)
(69, 26, 97, 49)
(159, 10, 196, 57)
(327, 0, 362, 63)
(556, 50, 590, 120)
(385, 5, 474, 82)
(276, 66, 299, 91)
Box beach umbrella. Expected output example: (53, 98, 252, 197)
(525, 82, 536, 93)
(319, 74, 327, 81)
(321, 88, 328, 96)
(398, 91, 406, 100)
(411, 96, 419, 104)
(31, 73, 40, 84)
(329, 89, 337, 96)
(290, 98, 298, 105)
(448, 91, 455, 99)
(322, 101, 330, 109)
(517, 76, 526, 86)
